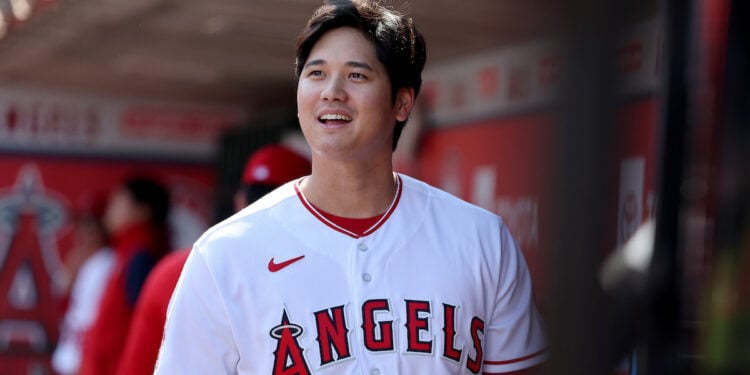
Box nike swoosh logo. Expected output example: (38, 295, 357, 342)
(268, 255, 305, 272)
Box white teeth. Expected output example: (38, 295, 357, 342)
(319, 113, 352, 121)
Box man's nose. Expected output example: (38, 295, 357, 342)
(321, 77, 347, 102)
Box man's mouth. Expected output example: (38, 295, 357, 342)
(318, 113, 353, 124)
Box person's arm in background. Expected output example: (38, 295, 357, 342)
(117, 250, 190, 375)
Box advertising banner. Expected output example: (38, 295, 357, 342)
(0, 86, 246, 161)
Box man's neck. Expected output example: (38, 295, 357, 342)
(300, 157, 396, 218)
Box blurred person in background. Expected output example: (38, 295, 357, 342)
(116, 144, 311, 375)
(51, 192, 114, 375)
(78, 176, 171, 375)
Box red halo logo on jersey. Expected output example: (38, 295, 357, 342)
(270, 310, 312, 375)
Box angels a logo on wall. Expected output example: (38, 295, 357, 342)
(0, 164, 68, 355)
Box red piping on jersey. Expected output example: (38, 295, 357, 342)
(295, 174, 402, 239)
(483, 348, 548, 365)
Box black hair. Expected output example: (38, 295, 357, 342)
(123, 176, 170, 227)
(295, 0, 427, 150)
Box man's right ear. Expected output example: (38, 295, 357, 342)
(395, 88, 415, 122)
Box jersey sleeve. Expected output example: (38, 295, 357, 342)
(482, 224, 548, 374)
(154, 247, 239, 374)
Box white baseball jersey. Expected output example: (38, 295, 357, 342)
(155, 174, 547, 374)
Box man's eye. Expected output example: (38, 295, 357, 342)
(350, 72, 366, 79)
(309, 70, 324, 77)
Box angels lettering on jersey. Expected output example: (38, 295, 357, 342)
(269, 300, 486, 375)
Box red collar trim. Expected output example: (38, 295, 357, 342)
(295, 174, 402, 239)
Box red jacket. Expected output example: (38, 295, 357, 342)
(117, 249, 190, 375)
(78, 223, 168, 375)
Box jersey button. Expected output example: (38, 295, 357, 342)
(362, 273, 372, 282)
(371, 368, 380, 375)
(358, 243, 368, 252)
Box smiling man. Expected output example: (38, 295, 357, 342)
(155, 1, 547, 374)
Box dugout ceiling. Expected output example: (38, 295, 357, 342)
(0, 0, 654, 111)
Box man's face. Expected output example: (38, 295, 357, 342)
(296, 27, 413, 162)
(103, 188, 147, 234)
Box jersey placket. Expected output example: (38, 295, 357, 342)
(290, 174, 419, 374)
(351, 234, 393, 375)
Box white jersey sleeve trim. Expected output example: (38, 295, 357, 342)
(482, 348, 548, 373)
(481, 221, 548, 373)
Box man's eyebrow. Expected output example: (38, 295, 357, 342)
(303, 59, 375, 71)
(346, 61, 374, 71)
(304, 59, 325, 68)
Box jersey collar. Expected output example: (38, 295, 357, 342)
(294, 174, 402, 239)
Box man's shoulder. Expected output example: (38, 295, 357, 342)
(400, 173, 501, 224)
(195, 182, 299, 248)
